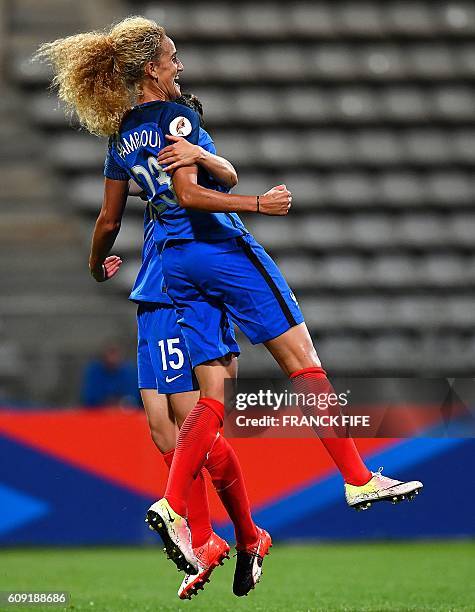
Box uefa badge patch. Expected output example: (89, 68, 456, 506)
(169, 116, 192, 137)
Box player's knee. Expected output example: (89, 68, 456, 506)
(149, 424, 175, 454)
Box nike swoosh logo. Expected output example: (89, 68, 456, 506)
(165, 374, 184, 383)
(165, 507, 174, 523)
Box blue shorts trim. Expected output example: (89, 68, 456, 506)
(136, 302, 198, 394)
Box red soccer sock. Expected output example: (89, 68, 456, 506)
(162, 450, 212, 549)
(290, 367, 372, 486)
(204, 433, 258, 550)
(165, 397, 224, 516)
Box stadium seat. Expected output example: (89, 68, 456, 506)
(326, 173, 378, 206)
(360, 45, 408, 78)
(234, 88, 283, 122)
(407, 44, 456, 78)
(296, 215, 347, 249)
(426, 171, 475, 205)
(239, 4, 287, 38)
(382, 87, 430, 121)
(448, 214, 475, 247)
(310, 45, 359, 78)
(190, 88, 236, 123)
(244, 217, 297, 249)
(289, 3, 336, 37)
(440, 3, 475, 34)
(281, 89, 332, 122)
(370, 255, 420, 288)
(319, 255, 370, 288)
(258, 45, 307, 79)
(378, 171, 425, 205)
(434, 87, 475, 120)
(404, 130, 452, 163)
(211, 46, 257, 81)
(452, 130, 475, 162)
(396, 213, 447, 248)
(334, 88, 383, 121)
(259, 131, 305, 164)
(335, 3, 384, 37)
(28, 92, 69, 128)
(386, 3, 437, 36)
(419, 254, 468, 287)
(48, 135, 105, 170)
(348, 214, 396, 248)
(188, 4, 236, 37)
(353, 130, 404, 164)
(459, 44, 475, 76)
(275, 255, 317, 289)
(306, 130, 354, 164)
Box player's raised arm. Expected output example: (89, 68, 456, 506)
(89, 178, 128, 282)
(172, 165, 291, 215)
(158, 134, 238, 189)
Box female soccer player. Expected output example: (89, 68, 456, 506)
(37, 14, 422, 592)
(126, 93, 264, 599)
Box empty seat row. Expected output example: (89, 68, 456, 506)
(217, 129, 475, 166)
(12, 42, 475, 85)
(51, 129, 475, 172)
(300, 296, 475, 330)
(314, 333, 475, 373)
(179, 43, 475, 81)
(277, 253, 475, 289)
(247, 213, 475, 250)
(237, 332, 475, 375)
(143, 2, 475, 39)
(29, 86, 475, 133)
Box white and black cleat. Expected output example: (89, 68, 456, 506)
(146, 498, 198, 575)
(345, 468, 423, 511)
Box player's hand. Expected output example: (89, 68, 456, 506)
(90, 255, 122, 282)
(157, 135, 201, 173)
(258, 184, 292, 216)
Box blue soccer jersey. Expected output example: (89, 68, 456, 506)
(130, 125, 241, 392)
(129, 127, 237, 304)
(103, 101, 247, 251)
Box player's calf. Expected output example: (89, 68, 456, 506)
(345, 468, 423, 511)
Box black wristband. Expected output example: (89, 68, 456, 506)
(257, 195, 260, 213)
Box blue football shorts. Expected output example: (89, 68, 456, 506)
(136, 302, 199, 394)
(161, 233, 304, 368)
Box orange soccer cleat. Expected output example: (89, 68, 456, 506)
(178, 532, 230, 600)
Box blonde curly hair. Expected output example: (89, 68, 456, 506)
(35, 16, 166, 137)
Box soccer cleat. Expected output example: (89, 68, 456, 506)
(145, 498, 198, 574)
(345, 467, 423, 511)
(178, 532, 230, 600)
(233, 527, 272, 597)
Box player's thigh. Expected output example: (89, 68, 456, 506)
(264, 322, 321, 376)
(140, 388, 177, 453)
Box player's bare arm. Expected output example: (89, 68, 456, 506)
(172, 165, 291, 215)
(88, 178, 128, 282)
(158, 134, 238, 188)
